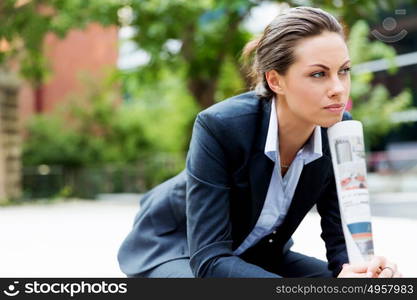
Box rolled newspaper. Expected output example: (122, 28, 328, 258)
(327, 120, 374, 263)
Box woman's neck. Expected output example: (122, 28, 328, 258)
(275, 98, 315, 166)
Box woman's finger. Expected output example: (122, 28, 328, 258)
(366, 256, 387, 276)
(377, 263, 398, 278)
(348, 272, 369, 278)
(378, 267, 395, 278)
(347, 262, 369, 273)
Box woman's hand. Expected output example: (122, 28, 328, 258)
(337, 256, 402, 278)
(365, 256, 402, 278)
(337, 262, 369, 278)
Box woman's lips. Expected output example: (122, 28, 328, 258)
(323, 103, 345, 113)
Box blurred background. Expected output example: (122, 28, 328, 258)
(1, 0, 417, 277)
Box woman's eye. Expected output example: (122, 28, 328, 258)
(311, 71, 325, 78)
(339, 67, 351, 75)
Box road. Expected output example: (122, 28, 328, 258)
(0, 193, 415, 277)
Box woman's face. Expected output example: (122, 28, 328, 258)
(272, 31, 351, 128)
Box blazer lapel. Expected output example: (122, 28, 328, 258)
(248, 98, 274, 231)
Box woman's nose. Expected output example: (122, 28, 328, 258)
(328, 76, 345, 97)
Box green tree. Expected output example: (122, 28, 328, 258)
(22, 71, 195, 189)
(6, 0, 416, 190)
(23, 73, 150, 166)
(348, 20, 412, 148)
(121, 0, 417, 109)
(304, 0, 416, 27)
(124, 0, 414, 149)
(0, 0, 125, 199)
(124, 0, 256, 109)
(1, 0, 121, 86)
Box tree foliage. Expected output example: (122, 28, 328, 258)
(121, 0, 417, 109)
(124, 0, 257, 109)
(5, 0, 415, 176)
(22, 73, 147, 166)
(0, 0, 121, 85)
(347, 20, 412, 148)
(22, 70, 197, 187)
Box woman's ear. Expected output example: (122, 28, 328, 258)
(265, 70, 285, 95)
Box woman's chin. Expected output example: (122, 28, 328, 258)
(317, 115, 344, 128)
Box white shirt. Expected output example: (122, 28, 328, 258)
(234, 97, 323, 255)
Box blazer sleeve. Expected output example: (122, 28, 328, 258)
(316, 168, 349, 277)
(185, 112, 279, 278)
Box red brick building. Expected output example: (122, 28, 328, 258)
(18, 23, 118, 125)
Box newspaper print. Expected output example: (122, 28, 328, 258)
(328, 120, 375, 263)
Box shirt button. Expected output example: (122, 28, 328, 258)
(268, 239, 274, 243)
(272, 231, 277, 234)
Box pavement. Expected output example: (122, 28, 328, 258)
(0, 193, 416, 277)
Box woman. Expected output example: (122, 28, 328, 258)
(118, 6, 401, 278)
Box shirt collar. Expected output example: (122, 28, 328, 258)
(264, 97, 322, 164)
(264, 97, 279, 162)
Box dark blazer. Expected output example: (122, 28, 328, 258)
(118, 91, 350, 278)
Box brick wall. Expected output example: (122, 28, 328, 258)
(18, 23, 118, 124)
(0, 70, 21, 202)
